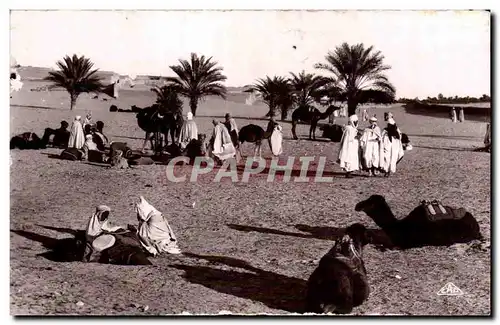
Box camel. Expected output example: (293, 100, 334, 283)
(238, 124, 273, 159)
(305, 223, 370, 314)
(291, 105, 341, 140)
(355, 195, 483, 249)
(161, 134, 208, 164)
(10, 132, 44, 150)
(135, 104, 182, 153)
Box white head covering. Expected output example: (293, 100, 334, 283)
(369, 117, 377, 122)
(86, 134, 93, 140)
(388, 118, 396, 125)
(86, 205, 111, 239)
(135, 196, 161, 222)
(187, 112, 193, 121)
(135, 196, 180, 255)
(349, 115, 359, 122)
(75, 116, 81, 121)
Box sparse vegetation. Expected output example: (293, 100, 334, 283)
(44, 54, 104, 110)
(166, 53, 227, 116)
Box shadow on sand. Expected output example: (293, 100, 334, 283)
(11, 225, 152, 265)
(10, 228, 84, 262)
(170, 252, 307, 313)
(227, 223, 395, 250)
(413, 145, 477, 152)
(10, 104, 57, 110)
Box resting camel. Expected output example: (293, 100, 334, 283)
(238, 124, 273, 159)
(135, 104, 182, 153)
(291, 105, 341, 140)
(355, 195, 483, 249)
(305, 223, 370, 314)
(162, 134, 208, 164)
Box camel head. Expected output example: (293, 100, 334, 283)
(355, 195, 397, 228)
(355, 195, 386, 213)
(345, 223, 369, 248)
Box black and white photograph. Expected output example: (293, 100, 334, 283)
(8, 3, 492, 316)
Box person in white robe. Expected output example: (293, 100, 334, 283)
(360, 116, 381, 176)
(68, 116, 85, 149)
(379, 119, 404, 177)
(178, 112, 198, 150)
(270, 124, 283, 156)
(338, 114, 360, 178)
(135, 196, 181, 256)
(450, 107, 457, 123)
(362, 109, 369, 122)
(82, 205, 123, 262)
(209, 120, 236, 164)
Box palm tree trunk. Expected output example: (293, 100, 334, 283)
(70, 93, 77, 110)
(347, 99, 357, 117)
(190, 98, 198, 116)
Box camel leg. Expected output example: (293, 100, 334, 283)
(292, 122, 299, 140)
(142, 132, 151, 153)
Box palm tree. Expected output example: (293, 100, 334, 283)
(166, 53, 227, 116)
(315, 43, 396, 117)
(152, 85, 183, 116)
(245, 76, 294, 120)
(289, 71, 333, 109)
(44, 54, 104, 110)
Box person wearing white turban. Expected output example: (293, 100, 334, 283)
(68, 116, 85, 149)
(338, 114, 360, 178)
(178, 111, 199, 150)
(379, 118, 404, 176)
(82, 205, 123, 262)
(360, 116, 382, 176)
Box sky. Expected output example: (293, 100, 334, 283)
(9, 10, 491, 98)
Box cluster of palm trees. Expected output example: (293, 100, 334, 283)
(44, 42, 396, 119)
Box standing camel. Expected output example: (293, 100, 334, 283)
(291, 105, 341, 140)
(238, 124, 273, 159)
(136, 105, 182, 153)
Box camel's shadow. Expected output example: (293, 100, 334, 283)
(171, 252, 306, 313)
(227, 223, 396, 250)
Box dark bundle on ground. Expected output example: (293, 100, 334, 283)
(305, 223, 370, 314)
(185, 134, 208, 163)
(355, 195, 483, 249)
(10, 132, 44, 150)
(109, 105, 118, 112)
(320, 124, 344, 142)
(98, 232, 152, 266)
(109, 142, 133, 159)
(59, 148, 83, 161)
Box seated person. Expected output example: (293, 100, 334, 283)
(93, 121, 109, 151)
(135, 196, 181, 256)
(81, 134, 106, 162)
(41, 121, 70, 149)
(82, 205, 125, 262)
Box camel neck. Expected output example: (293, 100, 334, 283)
(368, 202, 398, 228)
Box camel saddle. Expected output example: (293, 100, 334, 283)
(418, 200, 468, 222)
